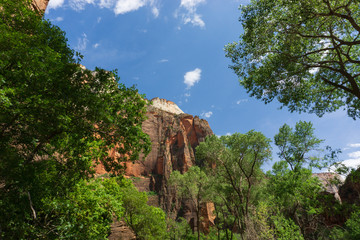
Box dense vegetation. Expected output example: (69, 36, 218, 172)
(1, 0, 360, 239)
(225, 0, 360, 119)
(0, 0, 162, 239)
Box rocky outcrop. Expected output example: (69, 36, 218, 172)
(313, 173, 345, 227)
(123, 99, 213, 224)
(339, 168, 360, 205)
(96, 98, 214, 230)
(31, 0, 49, 13)
(313, 172, 343, 202)
(150, 97, 184, 115)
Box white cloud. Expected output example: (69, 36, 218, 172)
(201, 111, 212, 118)
(97, 17, 102, 23)
(348, 143, 360, 148)
(152, 6, 159, 18)
(180, 0, 206, 9)
(236, 99, 248, 104)
(114, 0, 146, 15)
(50, 16, 64, 22)
(341, 159, 360, 170)
(69, 0, 96, 11)
(184, 93, 191, 97)
(184, 68, 201, 89)
(158, 59, 169, 63)
(176, 0, 206, 28)
(48, 0, 65, 9)
(76, 33, 88, 51)
(99, 0, 115, 8)
(349, 151, 360, 159)
(64, 0, 160, 16)
(93, 43, 100, 48)
(183, 13, 204, 27)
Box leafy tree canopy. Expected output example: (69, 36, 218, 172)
(226, 0, 360, 119)
(0, 0, 151, 238)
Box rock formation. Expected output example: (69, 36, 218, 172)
(124, 98, 214, 224)
(339, 168, 360, 205)
(313, 172, 343, 202)
(96, 98, 214, 229)
(31, 0, 49, 13)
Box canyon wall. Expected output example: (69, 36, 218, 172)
(31, 0, 49, 13)
(127, 98, 213, 224)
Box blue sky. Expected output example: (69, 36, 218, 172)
(45, 0, 360, 172)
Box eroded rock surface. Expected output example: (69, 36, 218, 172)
(96, 98, 214, 233)
(31, 0, 49, 12)
(313, 172, 343, 202)
(339, 168, 360, 205)
(124, 99, 213, 223)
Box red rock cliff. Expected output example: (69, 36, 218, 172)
(96, 98, 214, 224)
(31, 0, 49, 13)
(126, 99, 213, 222)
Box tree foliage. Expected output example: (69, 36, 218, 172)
(0, 0, 151, 238)
(169, 166, 210, 240)
(274, 121, 337, 171)
(226, 0, 360, 119)
(265, 121, 338, 239)
(196, 131, 271, 239)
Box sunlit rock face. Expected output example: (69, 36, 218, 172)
(313, 172, 343, 202)
(131, 99, 213, 231)
(149, 97, 184, 115)
(95, 98, 214, 228)
(124, 100, 212, 177)
(31, 0, 49, 12)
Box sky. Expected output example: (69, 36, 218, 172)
(45, 0, 360, 172)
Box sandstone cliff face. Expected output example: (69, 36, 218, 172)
(313, 172, 343, 202)
(124, 99, 213, 223)
(31, 0, 49, 13)
(96, 98, 214, 226)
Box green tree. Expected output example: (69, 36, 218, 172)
(266, 121, 338, 239)
(42, 177, 126, 239)
(121, 179, 168, 240)
(0, 0, 151, 238)
(330, 210, 360, 240)
(169, 166, 210, 240)
(196, 132, 271, 239)
(274, 121, 334, 171)
(226, 0, 360, 119)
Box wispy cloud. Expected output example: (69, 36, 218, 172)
(93, 43, 100, 48)
(176, 0, 206, 28)
(236, 99, 248, 105)
(51, 16, 64, 22)
(152, 6, 159, 18)
(349, 151, 360, 159)
(201, 111, 212, 118)
(158, 59, 169, 63)
(65, 0, 160, 17)
(348, 143, 360, 148)
(69, 0, 96, 11)
(76, 33, 88, 51)
(47, 0, 65, 9)
(184, 68, 201, 89)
